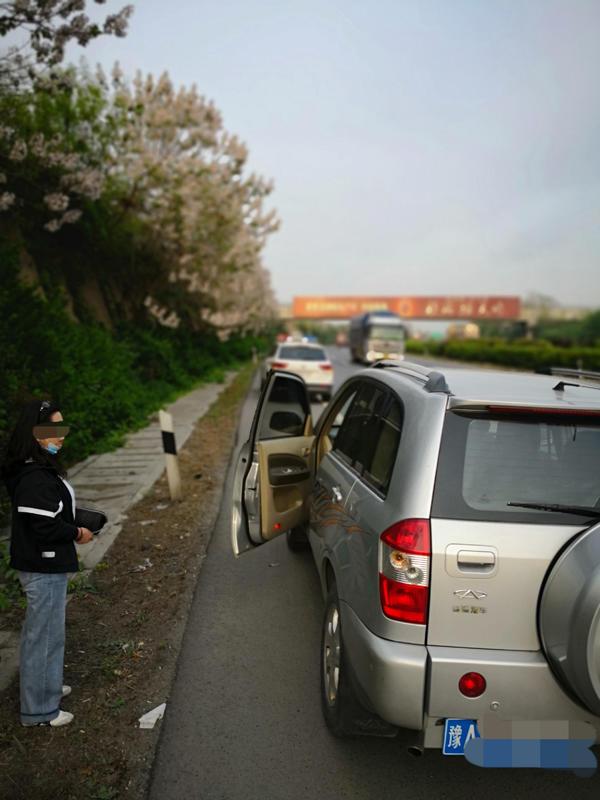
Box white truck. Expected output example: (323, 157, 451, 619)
(349, 311, 405, 364)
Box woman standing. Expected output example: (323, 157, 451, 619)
(1, 399, 93, 727)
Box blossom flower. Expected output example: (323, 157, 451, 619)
(61, 208, 83, 224)
(43, 193, 70, 212)
(63, 168, 104, 199)
(103, 7, 132, 37)
(0, 192, 16, 211)
(29, 133, 46, 157)
(9, 140, 27, 161)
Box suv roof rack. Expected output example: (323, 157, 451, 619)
(545, 367, 600, 383)
(372, 360, 452, 395)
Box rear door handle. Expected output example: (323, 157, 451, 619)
(457, 550, 496, 567)
(445, 544, 498, 578)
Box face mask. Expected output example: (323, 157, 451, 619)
(43, 442, 60, 455)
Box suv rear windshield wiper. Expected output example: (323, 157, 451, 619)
(507, 501, 600, 518)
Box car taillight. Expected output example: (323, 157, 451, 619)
(271, 361, 288, 369)
(319, 364, 333, 371)
(379, 519, 430, 624)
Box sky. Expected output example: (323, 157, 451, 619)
(68, 0, 600, 306)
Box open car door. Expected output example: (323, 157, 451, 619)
(232, 371, 314, 556)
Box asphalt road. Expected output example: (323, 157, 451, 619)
(148, 348, 599, 800)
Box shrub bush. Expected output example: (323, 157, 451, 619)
(406, 338, 600, 372)
(0, 249, 268, 497)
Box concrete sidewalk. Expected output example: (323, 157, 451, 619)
(0, 371, 237, 691)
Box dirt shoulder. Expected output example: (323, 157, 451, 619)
(0, 364, 254, 800)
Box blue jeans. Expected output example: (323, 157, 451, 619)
(18, 572, 68, 725)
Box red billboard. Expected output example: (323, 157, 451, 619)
(292, 296, 521, 320)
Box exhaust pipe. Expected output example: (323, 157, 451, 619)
(407, 744, 424, 758)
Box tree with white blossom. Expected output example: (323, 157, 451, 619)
(104, 67, 279, 330)
(0, 0, 130, 229)
(0, 71, 107, 230)
(0, 0, 132, 87)
(0, 2, 278, 331)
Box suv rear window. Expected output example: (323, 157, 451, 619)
(432, 411, 600, 524)
(279, 346, 326, 361)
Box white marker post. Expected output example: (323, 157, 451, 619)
(159, 410, 182, 501)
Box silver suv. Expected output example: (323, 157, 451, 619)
(231, 362, 600, 754)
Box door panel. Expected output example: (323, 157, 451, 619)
(341, 476, 387, 618)
(232, 370, 313, 557)
(308, 385, 362, 583)
(258, 436, 314, 540)
(309, 452, 357, 589)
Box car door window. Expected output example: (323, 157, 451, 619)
(333, 382, 387, 474)
(325, 389, 357, 442)
(315, 387, 358, 466)
(258, 374, 311, 440)
(363, 398, 403, 494)
(332, 383, 402, 496)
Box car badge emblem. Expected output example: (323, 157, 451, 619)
(453, 589, 487, 600)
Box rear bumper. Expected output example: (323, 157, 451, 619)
(341, 603, 600, 745)
(340, 602, 427, 730)
(306, 382, 333, 393)
(425, 645, 600, 747)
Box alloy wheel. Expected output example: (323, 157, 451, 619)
(323, 603, 341, 706)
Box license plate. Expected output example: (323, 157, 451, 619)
(442, 718, 480, 755)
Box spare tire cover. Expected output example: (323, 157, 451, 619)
(539, 520, 600, 716)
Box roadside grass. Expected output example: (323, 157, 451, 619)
(67, 573, 98, 596)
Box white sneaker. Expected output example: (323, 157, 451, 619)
(61, 685, 72, 698)
(22, 709, 74, 728)
(49, 710, 74, 727)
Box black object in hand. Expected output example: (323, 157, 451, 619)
(75, 507, 108, 534)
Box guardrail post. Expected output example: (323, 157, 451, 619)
(159, 410, 182, 501)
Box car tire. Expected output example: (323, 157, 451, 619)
(286, 525, 309, 552)
(320, 583, 396, 738)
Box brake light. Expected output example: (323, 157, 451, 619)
(271, 361, 288, 369)
(379, 519, 430, 624)
(486, 405, 600, 417)
(319, 364, 333, 371)
(459, 672, 486, 698)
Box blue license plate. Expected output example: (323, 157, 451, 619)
(442, 718, 480, 755)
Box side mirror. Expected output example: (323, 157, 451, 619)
(270, 410, 304, 435)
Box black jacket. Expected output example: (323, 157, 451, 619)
(4, 460, 79, 573)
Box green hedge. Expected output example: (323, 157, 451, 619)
(406, 338, 600, 372)
(0, 252, 267, 471)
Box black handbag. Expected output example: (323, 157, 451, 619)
(75, 507, 108, 534)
